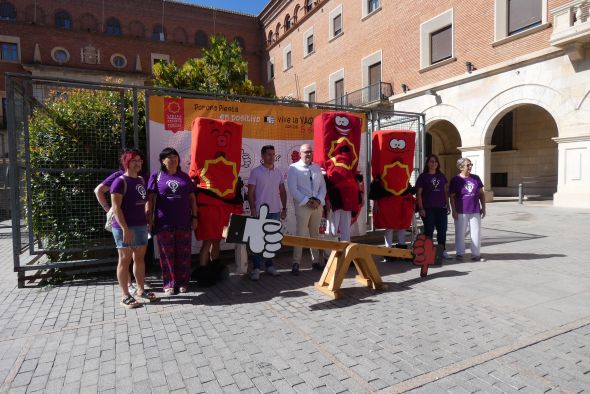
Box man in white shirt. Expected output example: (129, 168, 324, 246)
(287, 143, 327, 275)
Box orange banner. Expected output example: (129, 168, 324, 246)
(149, 96, 367, 140)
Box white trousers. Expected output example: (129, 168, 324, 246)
(454, 213, 481, 257)
(329, 209, 352, 241)
(293, 203, 323, 264)
(384, 229, 406, 248)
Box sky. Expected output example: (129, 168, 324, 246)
(183, 0, 270, 15)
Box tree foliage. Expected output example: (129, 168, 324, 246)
(152, 35, 267, 96)
(28, 89, 144, 259)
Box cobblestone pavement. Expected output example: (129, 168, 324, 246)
(0, 201, 588, 393)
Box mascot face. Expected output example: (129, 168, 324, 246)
(334, 115, 352, 136)
(371, 130, 416, 196)
(190, 118, 242, 198)
(313, 112, 361, 172)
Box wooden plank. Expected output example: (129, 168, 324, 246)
(281, 234, 349, 251)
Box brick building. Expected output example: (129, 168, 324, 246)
(2, 0, 590, 208)
(260, 0, 590, 208)
(0, 0, 263, 159)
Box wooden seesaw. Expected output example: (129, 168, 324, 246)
(224, 212, 436, 299)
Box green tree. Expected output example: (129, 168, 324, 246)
(28, 89, 145, 259)
(152, 35, 268, 96)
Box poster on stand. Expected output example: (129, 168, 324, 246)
(148, 96, 368, 252)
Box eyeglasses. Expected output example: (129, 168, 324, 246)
(302, 150, 312, 154)
(465, 164, 473, 167)
(130, 159, 143, 163)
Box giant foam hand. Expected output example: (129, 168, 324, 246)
(225, 204, 284, 258)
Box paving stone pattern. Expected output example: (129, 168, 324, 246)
(0, 201, 589, 393)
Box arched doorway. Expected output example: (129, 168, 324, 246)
(426, 120, 462, 177)
(487, 104, 558, 198)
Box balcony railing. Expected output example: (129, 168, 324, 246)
(550, 0, 590, 59)
(324, 82, 393, 107)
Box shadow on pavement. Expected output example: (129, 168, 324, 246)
(307, 269, 469, 310)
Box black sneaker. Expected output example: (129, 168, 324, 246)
(291, 263, 300, 276)
(311, 262, 324, 271)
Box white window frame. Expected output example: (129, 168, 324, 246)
(150, 53, 170, 72)
(494, 0, 548, 43)
(110, 53, 127, 69)
(329, 4, 343, 41)
(362, 0, 381, 19)
(0, 35, 20, 63)
(267, 57, 275, 81)
(419, 9, 454, 70)
(303, 83, 317, 102)
(51, 47, 70, 64)
(361, 50, 382, 90)
(283, 43, 292, 71)
(328, 68, 345, 102)
(303, 27, 314, 58)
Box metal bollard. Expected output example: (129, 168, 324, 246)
(518, 183, 523, 204)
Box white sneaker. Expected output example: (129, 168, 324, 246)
(265, 266, 280, 276)
(442, 251, 451, 259)
(250, 269, 261, 281)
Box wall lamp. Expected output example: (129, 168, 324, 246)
(466, 61, 475, 74)
(401, 83, 409, 93)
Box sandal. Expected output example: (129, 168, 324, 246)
(136, 290, 159, 303)
(120, 295, 141, 309)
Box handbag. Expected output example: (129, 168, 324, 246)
(104, 208, 114, 232)
(104, 176, 127, 233)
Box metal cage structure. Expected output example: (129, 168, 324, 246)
(6, 74, 424, 287)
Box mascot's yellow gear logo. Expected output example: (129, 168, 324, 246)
(382, 161, 410, 196)
(200, 156, 238, 198)
(327, 137, 358, 170)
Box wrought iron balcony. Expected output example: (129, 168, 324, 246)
(550, 0, 590, 60)
(324, 82, 393, 107)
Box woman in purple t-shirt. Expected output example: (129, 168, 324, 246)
(416, 154, 449, 260)
(449, 158, 486, 262)
(147, 147, 198, 295)
(111, 150, 158, 308)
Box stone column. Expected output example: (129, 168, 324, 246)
(458, 145, 495, 202)
(552, 134, 590, 208)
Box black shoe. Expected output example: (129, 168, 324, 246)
(291, 263, 300, 276)
(193, 265, 216, 287)
(210, 259, 229, 281)
(312, 262, 325, 271)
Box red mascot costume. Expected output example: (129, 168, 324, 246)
(369, 130, 416, 249)
(189, 117, 244, 285)
(313, 112, 363, 241)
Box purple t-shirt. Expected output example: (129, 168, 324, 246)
(416, 172, 448, 209)
(248, 165, 284, 213)
(110, 175, 148, 228)
(147, 170, 195, 229)
(449, 174, 484, 214)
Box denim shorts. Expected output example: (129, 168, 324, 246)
(112, 226, 149, 249)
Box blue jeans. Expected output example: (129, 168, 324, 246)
(252, 211, 280, 270)
(423, 208, 448, 247)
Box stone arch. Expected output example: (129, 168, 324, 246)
(79, 12, 99, 33)
(474, 84, 571, 145)
(486, 104, 559, 198)
(293, 4, 300, 23)
(425, 117, 462, 177)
